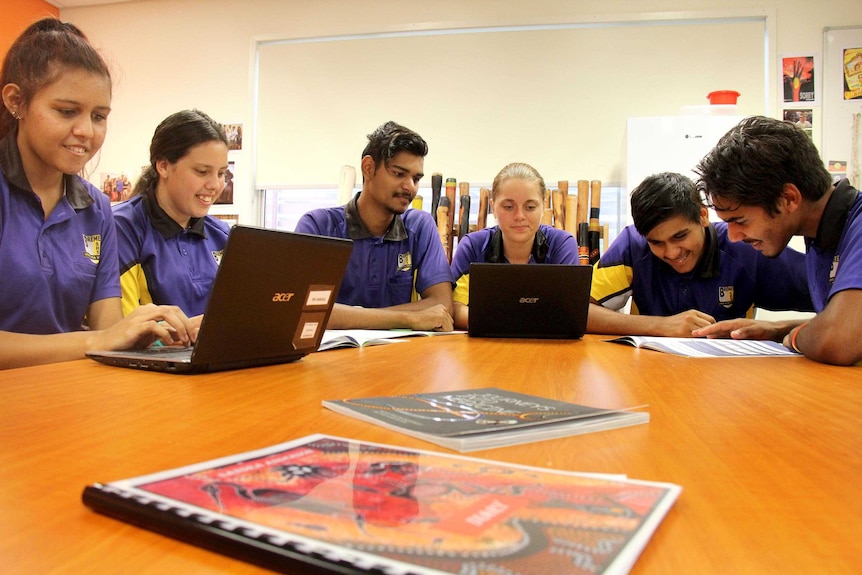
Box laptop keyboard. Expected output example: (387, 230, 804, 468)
(139, 346, 193, 359)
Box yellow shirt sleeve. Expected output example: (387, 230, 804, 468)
(590, 261, 634, 311)
(119, 263, 153, 317)
(453, 273, 470, 305)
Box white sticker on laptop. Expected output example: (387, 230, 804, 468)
(294, 311, 327, 349)
(305, 288, 332, 307)
(300, 321, 320, 340)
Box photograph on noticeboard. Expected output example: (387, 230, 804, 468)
(783, 108, 813, 139)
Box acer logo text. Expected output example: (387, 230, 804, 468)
(519, 297, 539, 304)
(272, 293, 295, 302)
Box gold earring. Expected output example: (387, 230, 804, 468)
(11, 110, 21, 120)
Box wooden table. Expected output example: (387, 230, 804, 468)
(1, 334, 860, 574)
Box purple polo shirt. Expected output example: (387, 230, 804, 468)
(295, 193, 453, 308)
(805, 179, 862, 312)
(0, 131, 120, 334)
(592, 221, 813, 319)
(450, 225, 579, 305)
(113, 190, 230, 317)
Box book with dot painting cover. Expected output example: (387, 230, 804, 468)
(82, 434, 681, 575)
(322, 387, 648, 452)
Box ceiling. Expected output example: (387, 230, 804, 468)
(46, 0, 142, 7)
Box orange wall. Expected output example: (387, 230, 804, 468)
(1, 0, 59, 60)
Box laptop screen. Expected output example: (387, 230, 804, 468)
(467, 263, 592, 339)
(87, 226, 352, 373)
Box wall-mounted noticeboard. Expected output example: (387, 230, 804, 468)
(823, 26, 862, 186)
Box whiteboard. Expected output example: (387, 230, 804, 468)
(255, 17, 767, 188)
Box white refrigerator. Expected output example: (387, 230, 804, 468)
(625, 114, 742, 225)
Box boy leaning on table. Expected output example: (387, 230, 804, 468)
(692, 116, 862, 366)
(587, 171, 813, 338)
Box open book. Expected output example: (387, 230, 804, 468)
(607, 335, 800, 358)
(82, 434, 681, 575)
(323, 387, 648, 452)
(319, 329, 462, 351)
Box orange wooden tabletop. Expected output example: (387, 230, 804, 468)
(1, 334, 860, 574)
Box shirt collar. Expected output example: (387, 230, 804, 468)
(483, 226, 549, 263)
(143, 187, 207, 239)
(0, 128, 94, 210)
(344, 191, 407, 240)
(690, 223, 719, 278)
(810, 179, 859, 250)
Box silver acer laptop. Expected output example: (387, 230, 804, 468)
(468, 263, 592, 339)
(87, 225, 352, 374)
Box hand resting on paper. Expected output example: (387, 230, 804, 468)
(664, 309, 716, 337)
(691, 318, 798, 342)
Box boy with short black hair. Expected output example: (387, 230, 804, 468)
(295, 121, 454, 331)
(693, 116, 862, 365)
(588, 172, 812, 337)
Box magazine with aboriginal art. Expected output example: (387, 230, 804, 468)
(82, 434, 680, 575)
(323, 387, 649, 452)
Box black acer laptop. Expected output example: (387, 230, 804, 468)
(87, 226, 352, 374)
(468, 263, 592, 339)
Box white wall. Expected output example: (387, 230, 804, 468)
(62, 0, 862, 226)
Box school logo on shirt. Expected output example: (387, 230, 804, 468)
(82, 234, 101, 264)
(829, 255, 839, 283)
(718, 285, 734, 308)
(397, 252, 412, 272)
(212, 249, 224, 265)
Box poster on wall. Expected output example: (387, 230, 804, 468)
(827, 160, 847, 185)
(224, 123, 243, 151)
(844, 47, 862, 100)
(213, 213, 239, 227)
(216, 160, 235, 204)
(101, 173, 132, 203)
(782, 54, 817, 105)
